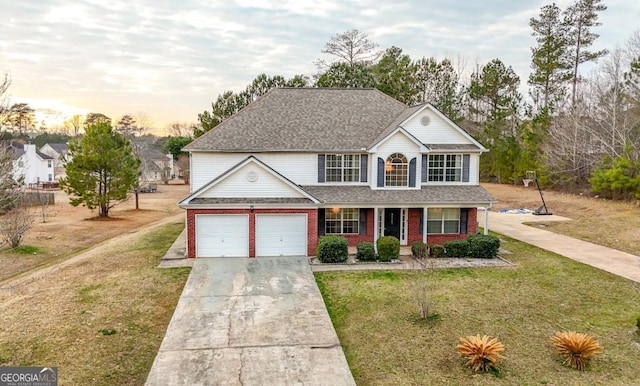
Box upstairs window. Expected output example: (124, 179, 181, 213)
(47, 160, 52, 168)
(325, 154, 360, 182)
(428, 154, 462, 182)
(385, 153, 408, 186)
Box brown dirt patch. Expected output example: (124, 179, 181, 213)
(1, 182, 190, 281)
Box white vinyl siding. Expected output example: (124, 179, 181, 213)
(200, 163, 306, 198)
(403, 112, 472, 144)
(190, 152, 318, 192)
(374, 132, 420, 189)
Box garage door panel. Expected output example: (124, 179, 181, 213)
(196, 215, 248, 257)
(256, 214, 307, 257)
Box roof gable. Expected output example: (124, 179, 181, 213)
(399, 104, 487, 151)
(368, 126, 429, 153)
(179, 156, 321, 206)
(184, 88, 407, 153)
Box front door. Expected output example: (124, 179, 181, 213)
(384, 208, 401, 239)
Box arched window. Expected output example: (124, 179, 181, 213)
(385, 153, 408, 186)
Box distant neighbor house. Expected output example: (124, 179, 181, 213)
(11, 143, 55, 185)
(179, 88, 496, 258)
(40, 143, 69, 181)
(138, 148, 173, 182)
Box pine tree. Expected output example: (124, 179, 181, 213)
(564, 0, 608, 108)
(529, 3, 572, 114)
(60, 122, 140, 217)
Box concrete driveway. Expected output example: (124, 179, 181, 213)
(146, 256, 355, 385)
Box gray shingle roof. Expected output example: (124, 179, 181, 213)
(189, 197, 315, 204)
(426, 144, 483, 151)
(185, 88, 408, 152)
(45, 143, 68, 155)
(301, 185, 496, 205)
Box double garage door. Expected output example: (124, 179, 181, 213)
(195, 214, 307, 257)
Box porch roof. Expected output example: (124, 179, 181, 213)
(300, 185, 496, 206)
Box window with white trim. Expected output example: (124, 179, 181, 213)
(325, 208, 359, 234)
(325, 154, 360, 182)
(385, 153, 408, 186)
(427, 208, 460, 234)
(428, 154, 462, 182)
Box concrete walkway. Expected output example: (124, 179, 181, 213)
(146, 256, 355, 386)
(482, 210, 640, 283)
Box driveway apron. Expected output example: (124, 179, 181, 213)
(146, 256, 355, 385)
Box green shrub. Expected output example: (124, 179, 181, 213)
(468, 234, 500, 258)
(411, 241, 427, 258)
(356, 242, 376, 261)
(376, 236, 400, 262)
(429, 244, 444, 258)
(316, 236, 348, 263)
(443, 240, 470, 258)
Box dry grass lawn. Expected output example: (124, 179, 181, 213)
(0, 221, 189, 385)
(316, 236, 640, 385)
(1, 182, 190, 281)
(483, 183, 640, 256)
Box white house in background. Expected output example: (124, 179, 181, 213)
(179, 88, 496, 258)
(13, 143, 55, 185)
(40, 143, 69, 181)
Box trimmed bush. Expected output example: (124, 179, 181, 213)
(443, 240, 470, 258)
(376, 236, 400, 262)
(468, 234, 500, 258)
(411, 241, 427, 258)
(316, 235, 348, 263)
(356, 242, 376, 261)
(429, 244, 445, 258)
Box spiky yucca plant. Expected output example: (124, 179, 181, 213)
(551, 331, 603, 370)
(456, 334, 505, 372)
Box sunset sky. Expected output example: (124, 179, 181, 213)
(2, 0, 638, 132)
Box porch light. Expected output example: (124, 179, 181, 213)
(330, 207, 341, 214)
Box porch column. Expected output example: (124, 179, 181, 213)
(484, 207, 489, 235)
(422, 207, 427, 244)
(373, 207, 379, 253)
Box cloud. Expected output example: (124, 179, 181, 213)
(3, 0, 638, 128)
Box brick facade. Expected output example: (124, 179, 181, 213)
(187, 207, 478, 257)
(186, 208, 318, 258)
(326, 207, 479, 247)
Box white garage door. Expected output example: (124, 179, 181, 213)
(255, 214, 307, 257)
(196, 214, 249, 257)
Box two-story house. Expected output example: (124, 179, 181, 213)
(179, 88, 495, 258)
(40, 143, 69, 181)
(8, 142, 55, 185)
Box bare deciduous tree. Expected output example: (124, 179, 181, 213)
(406, 258, 437, 320)
(0, 206, 34, 248)
(319, 29, 381, 67)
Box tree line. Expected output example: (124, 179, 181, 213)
(197, 0, 640, 200)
